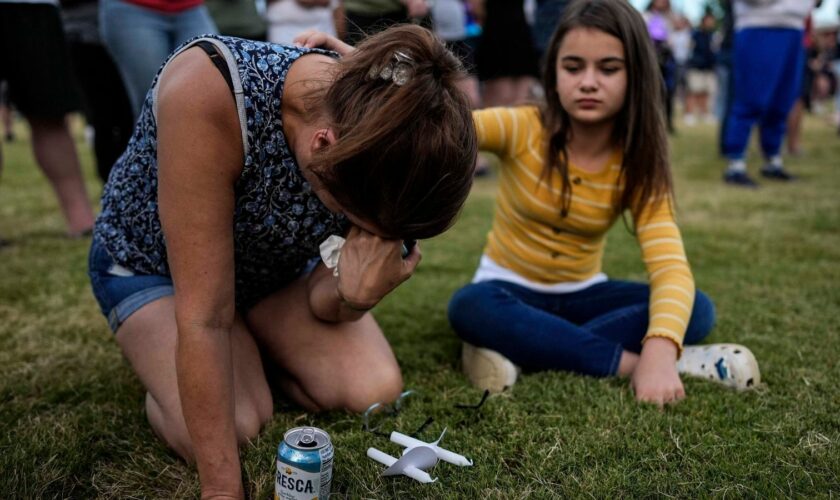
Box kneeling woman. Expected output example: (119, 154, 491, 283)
(88, 26, 475, 497)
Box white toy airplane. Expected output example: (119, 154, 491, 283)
(367, 445, 438, 483)
(367, 428, 473, 484)
(390, 428, 473, 467)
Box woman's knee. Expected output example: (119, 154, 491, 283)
(685, 290, 716, 344)
(145, 393, 195, 461)
(235, 384, 273, 445)
(145, 388, 273, 458)
(342, 363, 404, 413)
(312, 361, 404, 414)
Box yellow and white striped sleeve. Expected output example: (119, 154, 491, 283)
(634, 198, 695, 353)
(472, 106, 532, 160)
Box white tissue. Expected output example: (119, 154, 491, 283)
(319, 235, 346, 276)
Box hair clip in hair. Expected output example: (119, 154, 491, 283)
(368, 50, 414, 86)
(390, 51, 414, 86)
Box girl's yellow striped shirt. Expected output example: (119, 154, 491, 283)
(475, 106, 695, 350)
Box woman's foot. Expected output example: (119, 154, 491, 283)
(461, 343, 519, 393)
(676, 344, 760, 390)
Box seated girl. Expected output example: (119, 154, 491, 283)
(448, 0, 760, 404)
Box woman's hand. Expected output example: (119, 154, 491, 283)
(335, 226, 421, 310)
(293, 30, 355, 56)
(630, 337, 685, 406)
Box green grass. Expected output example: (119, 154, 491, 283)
(1, 116, 838, 498)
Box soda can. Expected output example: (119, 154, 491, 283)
(275, 426, 334, 500)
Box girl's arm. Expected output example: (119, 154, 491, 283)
(306, 227, 421, 322)
(472, 106, 536, 159)
(630, 197, 696, 404)
(157, 48, 246, 498)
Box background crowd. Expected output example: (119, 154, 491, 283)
(0, 0, 837, 230)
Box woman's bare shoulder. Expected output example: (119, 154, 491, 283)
(157, 46, 239, 126)
(156, 46, 244, 178)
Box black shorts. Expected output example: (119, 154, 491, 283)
(0, 3, 81, 118)
(475, 0, 540, 81)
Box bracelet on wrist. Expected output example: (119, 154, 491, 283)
(336, 287, 376, 312)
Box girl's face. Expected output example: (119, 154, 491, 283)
(555, 27, 627, 128)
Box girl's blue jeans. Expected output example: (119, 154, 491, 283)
(448, 280, 715, 377)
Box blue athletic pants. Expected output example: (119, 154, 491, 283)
(722, 27, 805, 160)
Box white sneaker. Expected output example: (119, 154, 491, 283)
(461, 343, 519, 393)
(677, 344, 760, 390)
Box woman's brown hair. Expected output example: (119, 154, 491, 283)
(541, 0, 673, 219)
(309, 24, 477, 239)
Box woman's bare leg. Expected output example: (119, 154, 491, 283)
(115, 296, 273, 460)
(246, 276, 403, 413)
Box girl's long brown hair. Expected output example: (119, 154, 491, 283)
(541, 0, 673, 219)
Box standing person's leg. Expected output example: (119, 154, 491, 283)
(833, 59, 840, 133)
(27, 115, 95, 234)
(171, 4, 218, 48)
(100, 0, 173, 117)
(716, 60, 733, 154)
(246, 276, 404, 412)
(698, 90, 710, 122)
(684, 74, 698, 125)
(67, 41, 134, 183)
(785, 99, 804, 156)
(758, 30, 805, 180)
(722, 28, 776, 186)
(702, 70, 718, 123)
(0, 80, 13, 142)
(1, 3, 95, 234)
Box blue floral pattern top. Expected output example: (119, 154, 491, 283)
(94, 35, 348, 310)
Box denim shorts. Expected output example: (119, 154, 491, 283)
(88, 238, 174, 333)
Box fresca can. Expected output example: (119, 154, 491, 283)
(275, 426, 334, 500)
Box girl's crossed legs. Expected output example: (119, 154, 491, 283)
(448, 279, 715, 378)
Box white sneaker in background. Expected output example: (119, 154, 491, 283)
(684, 114, 698, 126)
(461, 342, 519, 393)
(677, 343, 761, 390)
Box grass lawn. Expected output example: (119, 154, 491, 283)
(1, 116, 838, 498)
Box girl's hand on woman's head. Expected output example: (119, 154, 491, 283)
(630, 337, 685, 406)
(335, 226, 421, 310)
(292, 30, 356, 56)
